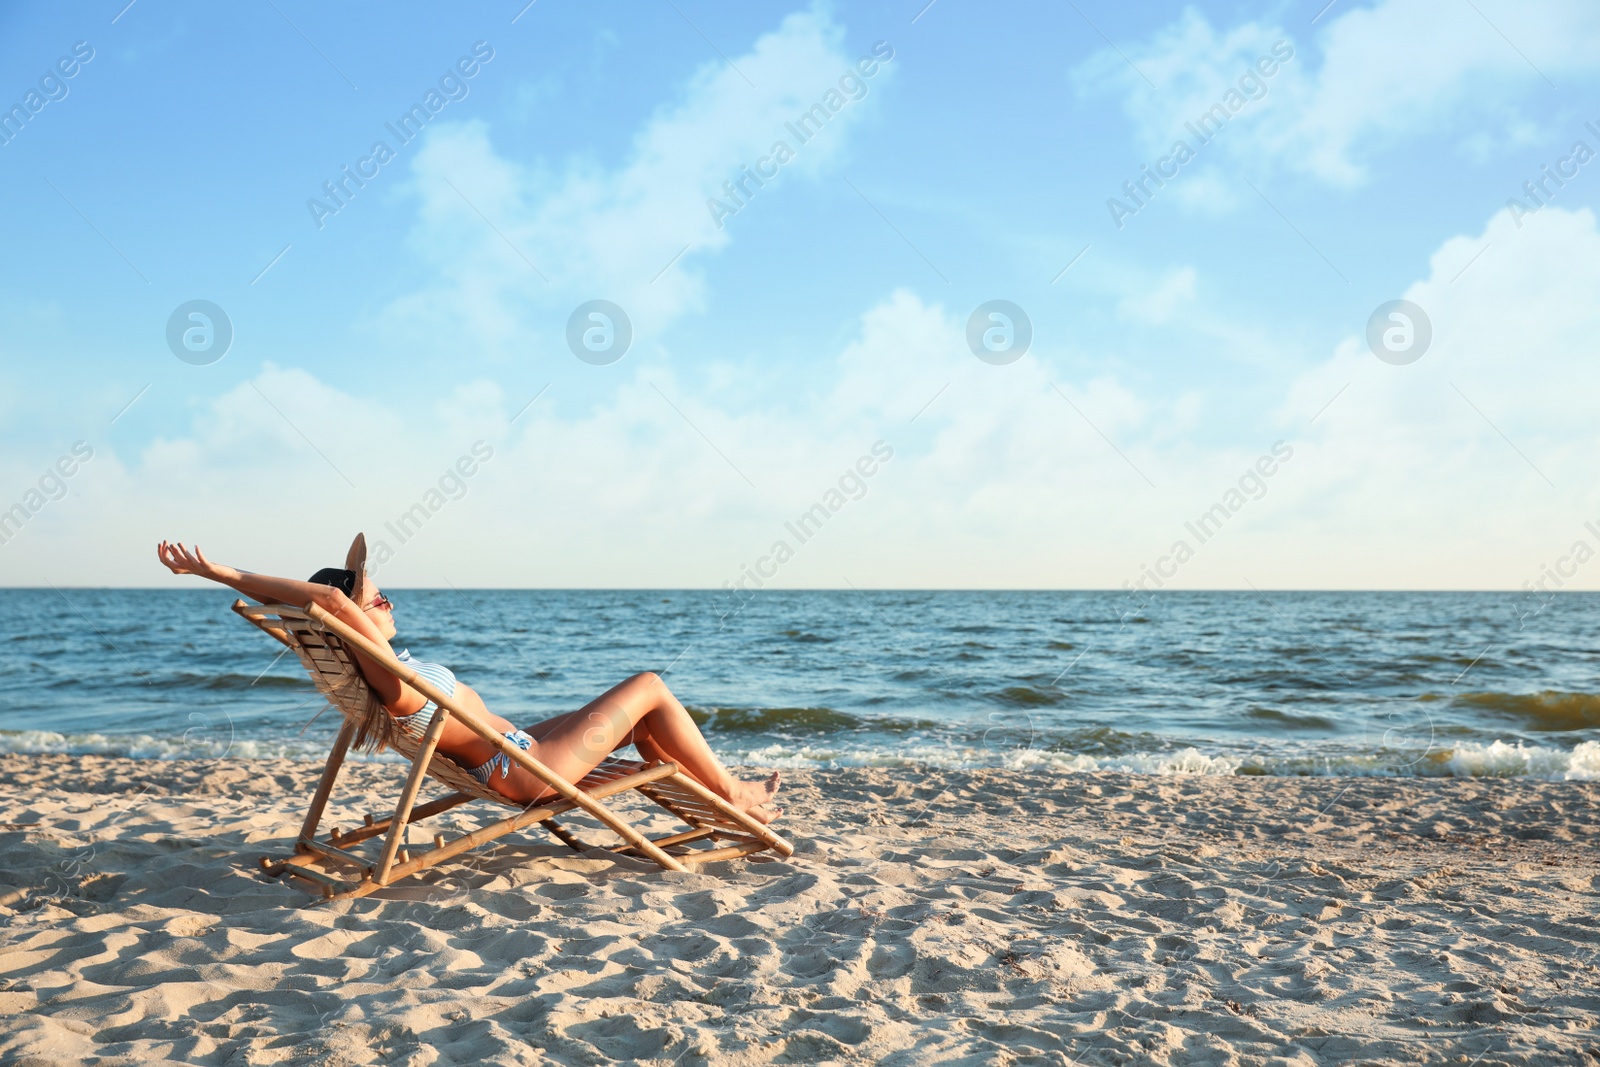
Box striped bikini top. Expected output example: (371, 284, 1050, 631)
(392, 649, 458, 737)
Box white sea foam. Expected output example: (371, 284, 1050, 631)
(1006, 746, 1245, 776)
(732, 739, 1600, 778)
(1441, 739, 1600, 781)
(2, 729, 1597, 779)
(0, 730, 406, 764)
(724, 738, 1600, 779)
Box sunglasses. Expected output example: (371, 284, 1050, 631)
(367, 592, 394, 611)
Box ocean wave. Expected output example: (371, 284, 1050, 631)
(1443, 691, 1600, 732)
(780, 630, 834, 643)
(1441, 739, 1600, 779)
(22, 672, 311, 692)
(81, 672, 315, 692)
(692, 706, 877, 734)
(0, 726, 903, 768)
(1244, 706, 1337, 731)
(993, 685, 1069, 708)
(1042, 726, 1172, 757)
(681, 735, 1600, 780)
(1011, 746, 1245, 776)
(0, 729, 401, 763)
(729, 739, 1600, 779)
(0, 729, 1594, 781)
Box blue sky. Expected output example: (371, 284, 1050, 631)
(2, 0, 1599, 590)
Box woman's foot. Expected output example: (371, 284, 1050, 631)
(744, 803, 782, 825)
(730, 771, 781, 822)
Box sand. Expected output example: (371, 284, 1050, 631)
(0, 753, 1596, 1066)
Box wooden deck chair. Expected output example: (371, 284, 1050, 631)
(232, 600, 793, 900)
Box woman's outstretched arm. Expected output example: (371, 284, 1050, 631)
(155, 540, 421, 711)
(158, 540, 347, 611)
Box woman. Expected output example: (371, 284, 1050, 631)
(156, 537, 781, 822)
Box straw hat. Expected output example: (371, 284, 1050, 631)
(344, 532, 374, 606)
(307, 532, 372, 604)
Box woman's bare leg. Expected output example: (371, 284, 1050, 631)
(504, 673, 780, 819)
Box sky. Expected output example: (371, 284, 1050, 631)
(1, 0, 1599, 591)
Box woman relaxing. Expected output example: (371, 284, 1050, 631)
(156, 536, 781, 823)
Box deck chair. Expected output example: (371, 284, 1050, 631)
(233, 599, 793, 900)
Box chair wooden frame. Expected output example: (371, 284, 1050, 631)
(233, 599, 792, 901)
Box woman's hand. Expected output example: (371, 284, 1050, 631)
(157, 541, 228, 582)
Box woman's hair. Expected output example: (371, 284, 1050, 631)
(304, 564, 396, 754)
(307, 567, 357, 596)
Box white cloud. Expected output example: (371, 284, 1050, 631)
(15, 200, 1599, 593)
(1073, 9, 1291, 151)
(19, 9, 1600, 593)
(1078, 0, 1600, 186)
(1117, 266, 1196, 324)
(1285, 204, 1600, 438)
(1166, 167, 1242, 213)
(376, 5, 892, 356)
(0, 289, 1196, 590)
(1258, 204, 1600, 587)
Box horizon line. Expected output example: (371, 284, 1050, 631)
(0, 585, 1563, 594)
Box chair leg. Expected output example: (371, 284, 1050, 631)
(609, 826, 718, 857)
(374, 709, 452, 884)
(299, 720, 356, 844)
(541, 819, 595, 853)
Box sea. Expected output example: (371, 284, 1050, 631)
(1, 588, 1597, 779)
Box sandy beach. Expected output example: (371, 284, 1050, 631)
(0, 753, 1596, 1066)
